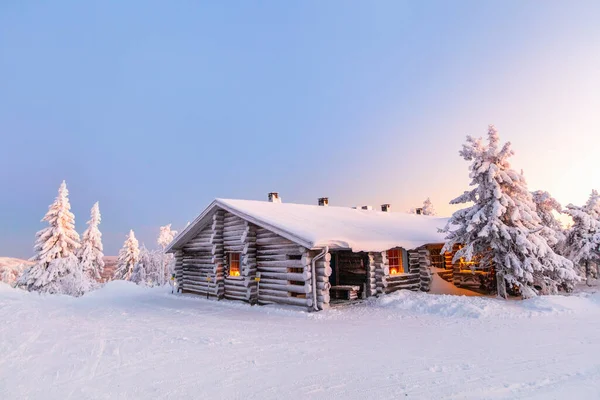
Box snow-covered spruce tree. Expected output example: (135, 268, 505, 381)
(563, 190, 600, 282)
(157, 224, 178, 285)
(131, 245, 163, 286)
(531, 190, 565, 246)
(78, 202, 105, 281)
(19, 181, 83, 293)
(441, 125, 577, 298)
(113, 230, 140, 281)
(422, 198, 436, 216)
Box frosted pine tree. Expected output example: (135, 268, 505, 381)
(19, 181, 82, 293)
(78, 202, 105, 281)
(158, 224, 177, 249)
(441, 126, 577, 298)
(422, 198, 436, 216)
(157, 224, 178, 285)
(531, 190, 565, 247)
(131, 246, 163, 286)
(113, 230, 140, 281)
(32, 181, 80, 264)
(563, 190, 600, 282)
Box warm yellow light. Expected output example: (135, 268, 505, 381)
(390, 267, 399, 275)
(231, 270, 240, 277)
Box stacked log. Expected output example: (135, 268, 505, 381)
(211, 210, 225, 298)
(255, 227, 326, 310)
(375, 249, 425, 294)
(374, 251, 388, 295)
(418, 247, 432, 292)
(408, 250, 420, 274)
(382, 272, 421, 293)
(365, 253, 377, 297)
(223, 212, 257, 302)
(174, 250, 183, 290)
(313, 250, 332, 310)
(443, 251, 454, 271)
(179, 222, 218, 296)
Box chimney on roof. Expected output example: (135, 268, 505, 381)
(361, 205, 373, 211)
(268, 192, 282, 203)
(318, 197, 329, 206)
(416, 207, 423, 215)
(381, 204, 391, 212)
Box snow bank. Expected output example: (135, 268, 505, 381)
(373, 290, 600, 319)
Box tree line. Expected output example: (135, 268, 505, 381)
(16, 181, 177, 296)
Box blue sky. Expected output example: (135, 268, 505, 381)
(1, 1, 600, 257)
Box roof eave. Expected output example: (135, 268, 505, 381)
(166, 199, 314, 253)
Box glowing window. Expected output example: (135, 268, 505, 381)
(387, 249, 404, 275)
(229, 252, 241, 277)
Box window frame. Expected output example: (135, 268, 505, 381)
(387, 248, 404, 275)
(227, 251, 242, 278)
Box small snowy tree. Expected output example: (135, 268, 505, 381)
(131, 246, 163, 286)
(31, 181, 81, 265)
(408, 199, 435, 216)
(113, 230, 140, 281)
(157, 224, 178, 285)
(441, 125, 577, 298)
(563, 190, 600, 282)
(78, 202, 105, 281)
(19, 181, 83, 293)
(422, 198, 436, 216)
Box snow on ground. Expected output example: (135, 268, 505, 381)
(1, 283, 599, 400)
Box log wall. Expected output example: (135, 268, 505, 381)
(255, 227, 330, 309)
(223, 212, 257, 303)
(374, 247, 433, 295)
(175, 211, 224, 297)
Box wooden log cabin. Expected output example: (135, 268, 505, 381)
(166, 193, 453, 311)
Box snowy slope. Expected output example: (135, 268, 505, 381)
(0, 283, 599, 399)
(0, 257, 33, 284)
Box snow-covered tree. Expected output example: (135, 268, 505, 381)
(408, 199, 436, 216)
(113, 230, 140, 281)
(422, 198, 436, 216)
(441, 125, 577, 298)
(563, 190, 600, 282)
(532, 191, 564, 233)
(31, 181, 80, 265)
(131, 246, 163, 286)
(531, 190, 566, 249)
(157, 224, 178, 285)
(19, 181, 84, 293)
(78, 202, 104, 281)
(158, 224, 177, 249)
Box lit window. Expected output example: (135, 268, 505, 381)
(229, 252, 241, 277)
(387, 249, 404, 275)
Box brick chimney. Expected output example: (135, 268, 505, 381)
(268, 192, 282, 203)
(318, 197, 329, 206)
(381, 204, 391, 212)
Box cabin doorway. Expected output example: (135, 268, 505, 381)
(329, 251, 368, 303)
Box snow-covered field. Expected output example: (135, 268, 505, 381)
(1, 283, 599, 400)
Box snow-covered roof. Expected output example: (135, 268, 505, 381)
(167, 199, 449, 253)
